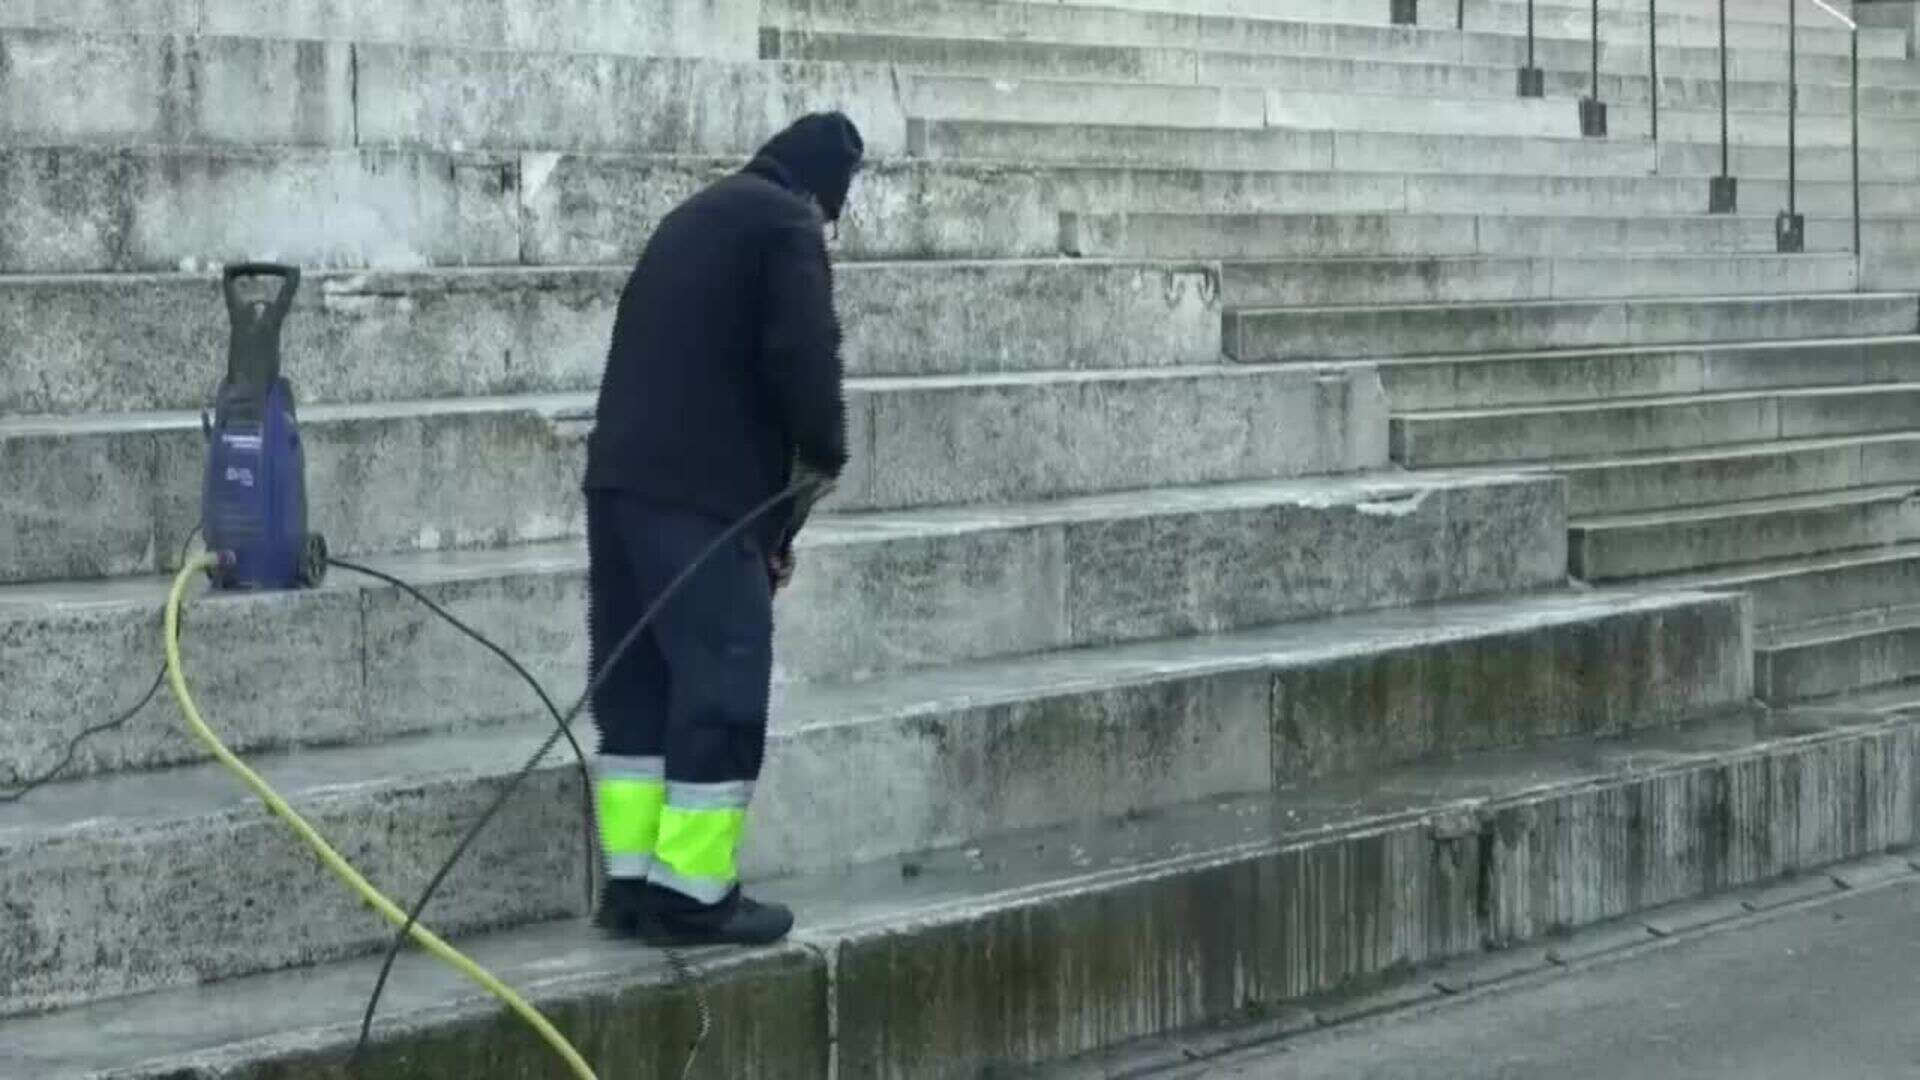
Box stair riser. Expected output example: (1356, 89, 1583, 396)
(1228, 295, 1920, 364)
(0, 366, 1385, 584)
(1393, 389, 1920, 470)
(0, 262, 1221, 417)
(0, 592, 1746, 1017)
(0, 476, 1566, 781)
(1562, 438, 1920, 517)
(1395, 398, 1776, 467)
(1570, 497, 1920, 581)
(0, 0, 760, 57)
(1760, 628, 1920, 703)
(1224, 255, 1856, 308)
(1739, 557, 1920, 630)
(1071, 213, 1787, 261)
(1382, 339, 1920, 412)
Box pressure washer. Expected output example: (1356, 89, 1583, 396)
(199, 263, 327, 590)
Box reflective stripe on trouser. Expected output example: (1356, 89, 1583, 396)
(651, 780, 755, 905)
(595, 754, 665, 880)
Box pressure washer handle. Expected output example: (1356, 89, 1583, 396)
(222, 263, 301, 386)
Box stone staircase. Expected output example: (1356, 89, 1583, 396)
(2, 0, 1918, 1076)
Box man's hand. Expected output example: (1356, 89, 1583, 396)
(768, 548, 796, 593)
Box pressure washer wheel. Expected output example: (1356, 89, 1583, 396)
(300, 533, 329, 588)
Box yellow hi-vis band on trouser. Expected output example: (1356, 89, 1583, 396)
(652, 781, 753, 905)
(595, 755, 665, 879)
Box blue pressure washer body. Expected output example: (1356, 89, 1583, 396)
(202, 263, 327, 590)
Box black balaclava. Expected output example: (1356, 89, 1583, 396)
(750, 112, 865, 223)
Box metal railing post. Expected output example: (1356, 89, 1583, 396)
(1853, 21, 1862, 274)
(1778, 0, 1805, 251)
(1710, 0, 1737, 211)
(1649, 0, 1660, 145)
(1581, 0, 1608, 135)
(1519, 0, 1545, 95)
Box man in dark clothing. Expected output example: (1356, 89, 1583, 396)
(584, 112, 862, 947)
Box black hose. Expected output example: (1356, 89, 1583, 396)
(0, 527, 203, 803)
(326, 558, 598, 914)
(354, 479, 821, 1070)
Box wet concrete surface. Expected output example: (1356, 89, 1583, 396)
(1161, 877, 1920, 1079)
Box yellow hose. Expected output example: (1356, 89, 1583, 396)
(163, 556, 597, 1080)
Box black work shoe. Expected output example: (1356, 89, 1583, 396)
(593, 878, 654, 938)
(642, 891, 794, 948)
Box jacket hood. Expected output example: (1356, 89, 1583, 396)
(746, 112, 865, 222)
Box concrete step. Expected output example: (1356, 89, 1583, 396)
(1647, 541, 1920, 630)
(11, 145, 1915, 277)
(1379, 337, 1920, 412)
(1392, 383, 1920, 468)
(0, 584, 1750, 1017)
(0, 0, 760, 57)
(766, 0, 1907, 76)
(1550, 432, 1920, 517)
(1226, 292, 1920, 364)
(765, 29, 1920, 115)
(912, 119, 1920, 181)
(1066, 211, 1813, 260)
(0, 473, 1567, 784)
(1219, 253, 1858, 308)
(26, 700, 1920, 1080)
(1568, 485, 1920, 581)
(0, 28, 911, 155)
(1757, 606, 1920, 703)
(0, 262, 1223, 417)
(0, 365, 1390, 583)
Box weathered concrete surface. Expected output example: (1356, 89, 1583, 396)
(0, 30, 908, 155)
(0, 0, 761, 57)
(1757, 611, 1920, 704)
(1181, 876, 1920, 1080)
(771, 28, 1920, 115)
(1569, 487, 1920, 582)
(355, 49, 909, 155)
(1380, 338, 1920, 412)
(0, 597, 1755, 1017)
(1660, 542, 1920, 631)
(0, 474, 1567, 780)
(0, 261, 1220, 416)
(1066, 211, 1788, 260)
(1391, 385, 1920, 469)
(10, 145, 1913, 276)
(0, 363, 1380, 581)
(1220, 254, 1858, 308)
(1552, 433, 1920, 517)
(0, 28, 354, 147)
(1227, 294, 1920, 363)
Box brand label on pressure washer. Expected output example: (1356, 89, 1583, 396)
(221, 433, 263, 451)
